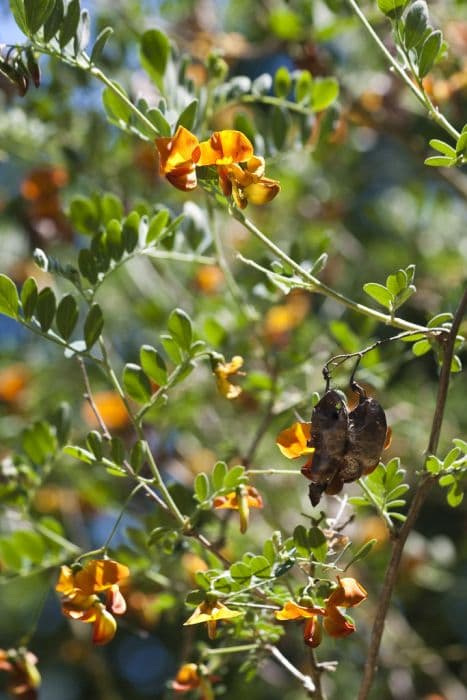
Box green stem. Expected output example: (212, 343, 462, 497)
(35, 524, 81, 555)
(346, 0, 460, 142)
(144, 442, 188, 528)
(234, 208, 429, 333)
(102, 485, 142, 552)
(203, 644, 258, 655)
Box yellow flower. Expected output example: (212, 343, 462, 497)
(184, 599, 242, 639)
(213, 484, 263, 533)
(276, 422, 315, 460)
(56, 559, 129, 645)
(171, 663, 218, 699)
(155, 125, 200, 191)
(213, 355, 245, 399)
(196, 130, 254, 167)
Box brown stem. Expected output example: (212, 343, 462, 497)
(308, 649, 328, 700)
(358, 285, 467, 700)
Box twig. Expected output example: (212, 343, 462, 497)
(308, 648, 328, 700)
(265, 645, 316, 694)
(357, 285, 467, 700)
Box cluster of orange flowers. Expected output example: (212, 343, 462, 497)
(156, 126, 280, 208)
(275, 576, 367, 647)
(55, 559, 129, 645)
(0, 648, 40, 700)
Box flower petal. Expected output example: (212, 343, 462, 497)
(107, 584, 127, 615)
(323, 606, 355, 638)
(275, 600, 325, 621)
(74, 559, 130, 594)
(276, 422, 314, 459)
(55, 566, 75, 595)
(243, 178, 280, 205)
(196, 131, 254, 166)
(92, 608, 117, 645)
(326, 577, 367, 609)
(303, 616, 323, 647)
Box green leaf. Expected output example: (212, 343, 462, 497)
(100, 192, 124, 224)
(308, 527, 328, 563)
(36, 287, 56, 331)
(456, 128, 467, 156)
(386, 271, 405, 296)
(78, 249, 98, 284)
(9, 0, 29, 36)
(363, 282, 393, 309)
(176, 99, 198, 131)
(424, 155, 455, 167)
(140, 29, 170, 90)
(123, 363, 152, 404)
(250, 555, 272, 578)
(73, 8, 90, 53)
(443, 447, 461, 469)
(59, 0, 80, 48)
(90, 26, 113, 64)
(230, 561, 252, 582)
(295, 70, 313, 104)
(56, 294, 79, 340)
(122, 211, 140, 252)
(428, 312, 452, 328)
(22, 420, 57, 463)
(84, 303, 104, 348)
(345, 539, 377, 570)
(24, 0, 55, 34)
(425, 455, 442, 474)
(160, 334, 182, 364)
(194, 473, 210, 502)
(50, 402, 71, 445)
(110, 436, 125, 464)
(447, 482, 463, 508)
(102, 83, 132, 124)
(224, 465, 246, 489)
(418, 30, 443, 77)
(429, 139, 456, 158)
(69, 195, 99, 235)
(106, 219, 124, 260)
(86, 430, 103, 460)
(0, 274, 19, 319)
(233, 112, 256, 146)
(377, 0, 407, 18)
(450, 355, 462, 373)
(404, 0, 429, 50)
(146, 108, 171, 137)
(140, 345, 168, 385)
(168, 308, 193, 351)
(311, 77, 339, 112)
(146, 210, 170, 244)
(130, 440, 145, 471)
(274, 66, 291, 98)
(293, 524, 309, 555)
(43, 0, 64, 41)
(212, 461, 228, 490)
(20, 277, 38, 320)
(412, 338, 431, 356)
(271, 106, 288, 150)
(64, 444, 95, 464)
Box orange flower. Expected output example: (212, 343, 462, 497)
(276, 422, 314, 460)
(0, 364, 30, 403)
(213, 484, 263, 533)
(0, 648, 41, 699)
(274, 576, 367, 647)
(56, 559, 129, 645)
(213, 355, 245, 399)
(184, 599, 242, 639)
(81, 391, 130, 431)
(155, 125, 200, 191)
(171, 663, 218, 699)
(196, 130, 254, 167)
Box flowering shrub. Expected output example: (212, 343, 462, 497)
(0, 1, 466, 699)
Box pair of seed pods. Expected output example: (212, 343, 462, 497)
(302, 383, 390, 506)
